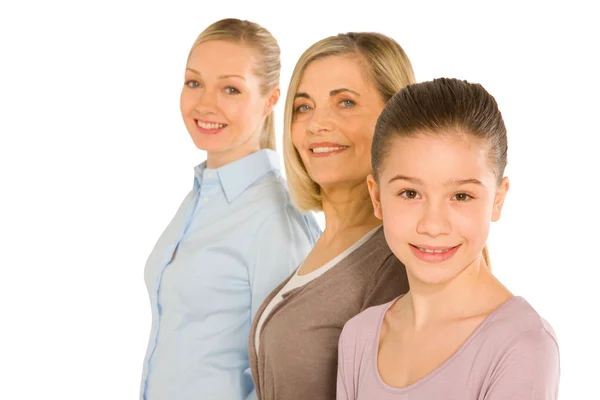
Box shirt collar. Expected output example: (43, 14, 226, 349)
(193, 149, 281, 203)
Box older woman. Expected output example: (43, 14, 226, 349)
(248, 32, 415, 400)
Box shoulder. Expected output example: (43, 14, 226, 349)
(486, 297, 558, 346)
(341, 299, 396, 344)
(235, 173, 317, 236)
(480, 298, 560, 396)
(350, 227, 394, 266)
(350, 228, 406, 278)
(481, 297, 559, 372)
(251, 175, 320, 230)
(247, 171, 293, 207)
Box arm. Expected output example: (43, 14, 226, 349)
(336, 324, 355, 400)
(248, 204, 317, 318)
(484, 327, 560, 399)
(243, 206, 317, 400)
(362, 254, 409, 310)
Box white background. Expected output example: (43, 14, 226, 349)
(1, 0, 598, 398)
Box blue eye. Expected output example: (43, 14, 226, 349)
(224, 87, 241, 94)
(185, 80, 200, 88)
(340, 99, 355, 107)
(295, 104, 311, 113)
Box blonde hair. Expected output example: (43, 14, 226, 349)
(283, 32, 416, 211)
(189, 18, 280, 150)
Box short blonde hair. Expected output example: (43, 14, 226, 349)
(283, 32, 416, 211)
(190, 18, 280, 150)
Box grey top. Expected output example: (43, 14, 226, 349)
(249, 226, 409, 400)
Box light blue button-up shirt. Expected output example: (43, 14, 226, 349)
(140, 149, 321, 400)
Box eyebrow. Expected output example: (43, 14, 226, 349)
(388, 175, 425, 185)
(294, 88, 360, 100)
(387, 175, 484, 187)
(185, 68, 246, 81)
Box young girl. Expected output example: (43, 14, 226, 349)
(337, 78, 560, 399)
(139, 19, 320, 400)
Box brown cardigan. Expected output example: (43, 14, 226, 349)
(248, 227, 409, 400)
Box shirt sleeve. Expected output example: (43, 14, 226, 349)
(484, 327, 560, 399)
(336, 323, 356, 400)
(248, 204, 318, 320)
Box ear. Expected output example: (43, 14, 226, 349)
(491, 176, 509, 222)
(263, 86, 280, 117)
(367, 174, 383, 220)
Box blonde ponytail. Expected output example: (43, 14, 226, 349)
(260, 111, 276, 150)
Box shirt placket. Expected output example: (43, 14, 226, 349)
(142, 184, 203, 398)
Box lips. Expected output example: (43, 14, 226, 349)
(308, 142, 349, 156)
(194, 119, 228, 135)
(312, 146, 347, 154)
(409, 244, 462, 263)
(196, 120, 227, 130)
(413, 245, 456, 254)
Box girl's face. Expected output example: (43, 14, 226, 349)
(368, 133, 509, 286)
(180, 40, 279, 168)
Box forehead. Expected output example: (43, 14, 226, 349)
(382, 134, 495, 182)
(297, 54, 375, 94)
(187, 40, 257, 75)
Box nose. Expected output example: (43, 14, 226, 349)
(416, 199, 451, 238)
(193, 88, 219, 114)
(306, 106, 335, 135)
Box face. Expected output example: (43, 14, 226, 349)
(291, 55, 385, 189)
(368, 134, 509, 286)
(181, 40, 279, 168)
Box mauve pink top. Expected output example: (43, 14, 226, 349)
(337, 296, 560, 399)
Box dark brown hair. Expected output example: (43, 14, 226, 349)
(371, 78, 508, 267)
(372, 77, 507, 184)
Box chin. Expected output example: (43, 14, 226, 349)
(312, 172, 365, 189)
(190, 136, 225, 152)
(413, 270, 457, 286)
(408, 259, 473, 286)
(309, 173, 341, 188)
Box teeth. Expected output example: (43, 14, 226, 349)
(197, 121, 226, 130)
(312, 146, 347, 154)
(419, 247, 453, 254)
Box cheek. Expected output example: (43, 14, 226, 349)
(382, 214, 413, 262)
(290, 123, 306, 151)
(380, 195, 414, 237)
(342, 119, 374, 149)
(219, 98, 245, 121)
(234, 97, 267, 129)
(180, 91, 194, 115)
(452, 202, 492, 242)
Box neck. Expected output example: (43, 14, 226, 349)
(205, 132, 262, 169)
(404, 256, 503, 329)
(206, 146, 261, 169)
(320, 180, 381, 240)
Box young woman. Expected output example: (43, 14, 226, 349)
(139, 19, 320, 400)
(248, 32, 414, 400)
(337, 78, 560, 399)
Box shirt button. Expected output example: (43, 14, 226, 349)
(203, 197, 209, 203)
(207, 172, 214, 179)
